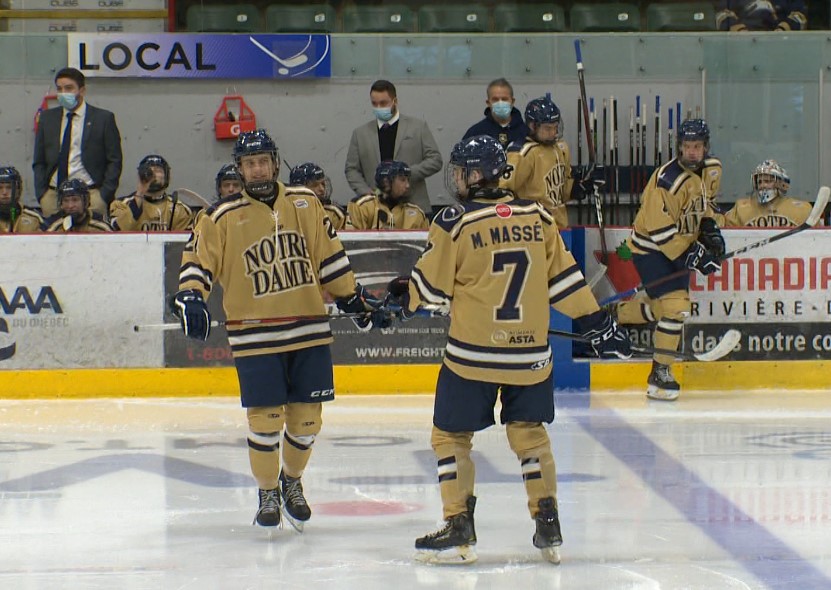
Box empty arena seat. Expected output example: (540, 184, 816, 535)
(493, 4, 567, 33)
(418, 4, 490, 33)
(646, 2, 716, 32)
(570, 3, 640, 32)
(264, 4, 337, 33)
(185, 4, 261, 33)
(341, 4, 416, 33)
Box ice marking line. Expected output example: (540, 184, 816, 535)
(578, 413, 831, 588)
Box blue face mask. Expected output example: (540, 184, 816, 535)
(57, 93, 78, 110)
(491, 101, 512, 120)
(374, 107, 394, 122)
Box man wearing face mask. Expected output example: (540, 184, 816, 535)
(43, 179, 113, 233)
(462, 78, 529, 150)
(345, 79, 443, 216)
(33, 67, 122, 219)
(110, 155, 194, 231)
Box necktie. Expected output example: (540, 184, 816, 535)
(381, 123, 390, 130)
(57, 112, 75, 186)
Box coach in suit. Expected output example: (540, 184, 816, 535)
(33, 67, 122, 218)
(344, 80, 442, 214)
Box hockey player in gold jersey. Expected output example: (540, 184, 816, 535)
(499, 96, 597, 228)
(43, 179, 112, 233)
(722, 160, 810, 227)
(0, 166, 43, 233)
(347, 160, 429, 230)
(289, 162, 349, 231)
(615, 119, 725, 401)
(171, 130, 388, 531)
(387, 135, 631, 565)
(110, 155, 193, 231)
(193, 164, 243, 228)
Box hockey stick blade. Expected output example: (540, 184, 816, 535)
(692, 329, 741, 361)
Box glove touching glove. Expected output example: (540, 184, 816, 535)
(335, 284, 392, 332)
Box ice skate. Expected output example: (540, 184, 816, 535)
(415, 496, 477, 565)
(253, 488, 281, 528)
(533, 497, 562, 565)
(279, 471, 311, 532)
(646, 361, 680, 401)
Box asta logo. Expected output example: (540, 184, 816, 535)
(0, 286, 63, 314)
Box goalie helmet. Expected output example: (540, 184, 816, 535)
(752, 159, 790, 204)
(676, 118, 710, 171)
(138, 154, 171, 196)
(445, 135, 509, 200)
(57, 178, 90, 223)
(233, 129, 280, 202)
(214, 163, 241, 197)
(290, 162, 332, 203)
(0, 166, 23, 214)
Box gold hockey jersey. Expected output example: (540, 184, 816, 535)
(44, 212, 113, 233)
(628, 157, 722, 260)
(324, 203, 349, 231)
(406, 196, 600, 385)
(721, 195, 811, 227)
(110, 194, 194, 231)
(178, 183, 358, 359)
(347, 194, 429, 230)
(0, 208, 43, 233)
(499, 139, 574, 228)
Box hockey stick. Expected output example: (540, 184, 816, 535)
(600, 186, 831, 306)
(549, 327, 741, 362)
(174, 187, 214, 208)
(168, 190, 178, 230)
(134, 310, 396, 332)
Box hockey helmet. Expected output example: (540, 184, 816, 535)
(445, 135, 509, 199)
(524, 96, 562, 144)
(375, 160, 411, 191)
(677, 119, 710, 170)
(138, 154, 171, 194)
(233, 129, 280, 201)
(0, 165, 23, 212)
(214, 163, 242, 197)
(290, 162, 332, 202)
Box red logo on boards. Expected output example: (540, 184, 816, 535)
(495, 203, 512, 218)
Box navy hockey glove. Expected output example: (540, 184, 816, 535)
(685, 241, 722, 276)
(571, 165, 606, 202)
(578, 311, 632, 359)
(385, 276, 417, 321)
(698, 217, 726, 258)
(170, 289, 211, 341)
(336, 284, 392, 332)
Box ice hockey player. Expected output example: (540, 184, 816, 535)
(386, 135, 631, 565)
(43, 178, 112, 232)
(614, 119, 725, 401)
(193, 164, 242, 227)
(289, 162, 348, 231)
(171, 129, 389, 532)
(110, 155, 193, 231)
(347, 160, 429, 230)
(0, 166, 43, 233)
(721, 160, 810, 227)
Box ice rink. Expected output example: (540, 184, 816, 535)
(1, 391, 830, 590)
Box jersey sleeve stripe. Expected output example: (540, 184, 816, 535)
(631, 231, 662, 252)
(412, 267, 451, 307)
(648, 224, 678, 244)
(319, 251, 352, 284)
(548, 266, 585, 303)
(179, 262, 213, 291)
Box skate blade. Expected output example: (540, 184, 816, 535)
(414, 546, 478, 565)
(646, 386, 680, 401)
(279, 504, 306, 533)
(540, 546, 561, 565)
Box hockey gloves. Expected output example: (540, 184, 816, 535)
(579, 310, 632, 359)
(571, 164, 606, 202)
(385, 276, 418, 321)
(170, 289, 211, 341)
(698, 217, 726, 258)
(336, 284, 392, 332)
(685, 241, 722, 276)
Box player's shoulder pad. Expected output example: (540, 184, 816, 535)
(350, 193, 377, 206)
(285, 186, 318, 211)
(656, 160, 687, 192)
(88, 213, 113, 231)
(431, 203, 466, 232)
(704, 154, 722, 168)
(206, 193, 248, 223)
(507, 139, 534, 154)
(44, 216, 63, 232)
(22, 207, 44, 222)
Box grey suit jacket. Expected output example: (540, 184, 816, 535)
(33, 103, 123, 204)
(344, 114, 443, 212)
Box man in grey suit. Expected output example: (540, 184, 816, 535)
(344, 80, 442, 214)
(33, 67, 122, 218)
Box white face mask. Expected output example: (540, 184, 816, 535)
(57, 92, 78, 110)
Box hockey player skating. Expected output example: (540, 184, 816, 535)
(386, 135, 631, 565)
(721, 160, 811, 227)
(171, 129, 388, 531)
(289, 162, 349, 230)
(614, 119, 726, 401)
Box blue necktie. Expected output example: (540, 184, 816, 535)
(57, 112, 75, 186)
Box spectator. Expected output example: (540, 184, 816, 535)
(43, 179, 112, 233)
(290, 163, 349, 231)
(716, 1, 807, 31)
(345, 79, 442, 215)
(0, 166, 43, 233)
(463, 78, 529, 150)
(348, 161, 429, 230)
(110, 155, 193, 231)
(721, 159, 811, 227)
(33, 67, 122, 218)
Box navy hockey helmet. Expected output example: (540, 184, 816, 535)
(233, 129, 280, 201)
(290, 162, 326, 186)
(524, 96, 562, 144)
(752, 159, 790, 204)
(677, 118, 710, 170)
(0, 165, 23, 210)
(375, 160, 411, 191)
(138, 154, 171, 195)
(214, 163, 241, 196)
(57, 178, 90, 207)
(445, 135, 509, 199)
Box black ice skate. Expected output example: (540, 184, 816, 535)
(533, 497, 562, 564)
(279, 471, 311, 532)
(646, 361, 681, 401)
(253, 488, 281, 527)
(415, 496, 477, 565)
